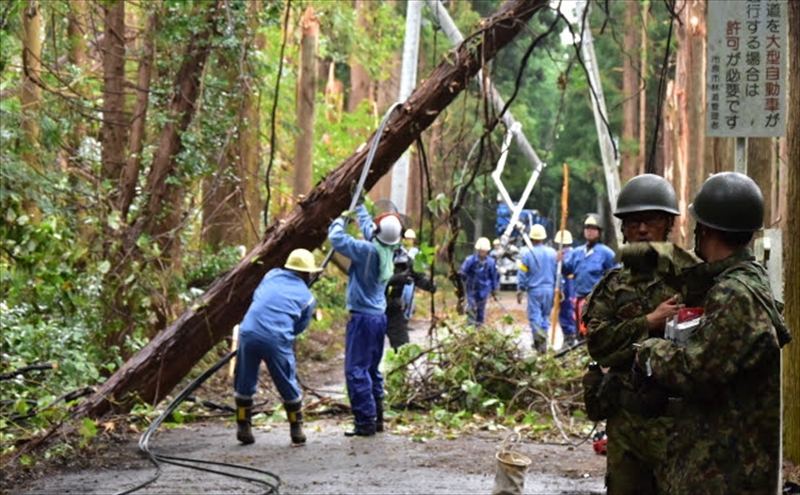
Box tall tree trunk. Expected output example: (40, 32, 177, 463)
(201, 2, 263, 251)
(100, 0, 128, 196)
(783, 0, 800, 467)
(103, 1, 219, 351)
(638, 1, 648, 176)
(66, 0, 88, 156)
(684, 1, 706, 213)
(136, 2, 219, 251)
(119, 12, 157, 220)
(347, 0, 373, 114)
(668, 0, 706, 248)
(777, 137, 787, 229)
(19, 0, 42, 222)
(375, 41, 403, 209)
(620, 0, 639, 183)
(748, 138, 775, 227)
(238, 0, 266, 249)
(294, 6, 318, 199)
(71, 0, 550, 419)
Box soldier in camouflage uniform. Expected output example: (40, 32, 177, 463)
(583, 174, 700, 495)
(635, 172, 791, 494)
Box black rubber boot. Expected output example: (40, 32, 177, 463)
(344, 422, 377, 437)
(375, 398, 384, 433)
(284, 401, 306, 445)
(532, 333, 547, 354)
(235, 397, 255, 445)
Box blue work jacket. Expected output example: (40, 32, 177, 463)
(460, 254, 498, 300)
(328, 206, 387, 315)
(517, 244, 557, 293)
(239, 268, 316, 340)
(562, 243, 617, 297)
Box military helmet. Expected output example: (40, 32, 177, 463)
(374, 213, 403, 245)
(529, 224, 547, 240)
(474, 237, 491, 251)
(614, 173, 680, 218)
(284, 249, 323, 273)
(554, 229, 573, 245)
(689, 172, 764, 232)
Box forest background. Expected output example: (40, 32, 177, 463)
(1, 0, 798, 471)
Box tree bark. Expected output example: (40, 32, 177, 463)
(71, 0, 550, 419)
(620, 0, 639, 183)
(117, 12, 156, 219)
(348, 0, 374, 115)
(201, 1, 263, 251)
(100, 0, 128, 194)
(667, 0, 706, 249)
(135, 2, 219, 254)
(294, 6, 318, 199)
(119, 12, 157, 220)
(20, 0, 42, 222)
(747, 138, 775, 227)
(783, 0, 800, 466)
(638, 0, 648, 176)
(66, 0, 88, 156)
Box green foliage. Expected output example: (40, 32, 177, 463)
(383, 323, 591, 437)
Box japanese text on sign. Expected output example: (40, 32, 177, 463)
(707, 0, 787, 137)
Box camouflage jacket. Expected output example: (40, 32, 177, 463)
(584, 242, 700, 370)
(636, 248, 791, 494)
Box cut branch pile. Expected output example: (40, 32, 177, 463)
(383, 323, 590, 425)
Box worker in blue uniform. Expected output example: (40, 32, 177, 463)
(234, 248, 322, 446)
(329, 204, 403, 437)
(460, 237, 499, 326)
(561, 214, 616, 336)
(517, 224, 557, 353)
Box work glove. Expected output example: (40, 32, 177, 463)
(339, 209, 357, 221)
(516, 290, 524, 304)
(491, 290, 498, 300)
(388, 271, 412, 286)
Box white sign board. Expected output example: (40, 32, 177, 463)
(706, 0, 787, 137)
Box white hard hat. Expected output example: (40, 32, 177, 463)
(475, 237, 491, 251)
(584, 214, 602, 229)
(284, 249, 323, 273)
(375, 213, 403, 245)
(404, 229, 416, 240)
(554, 229, 573, 245)
(529, 224, 547, 240)
(492, 238, 500, 246)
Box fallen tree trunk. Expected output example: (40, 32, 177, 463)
(72, 0, 549, 419)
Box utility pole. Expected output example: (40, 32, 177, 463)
(390, 0, 424, 214)
(576, 0, 622, 242)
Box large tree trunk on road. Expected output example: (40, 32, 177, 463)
(71, 0, 549, 419)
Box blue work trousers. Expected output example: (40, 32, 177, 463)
(526, 288, 554, 338)
(466, 294, 488, 325)
(345, 313, 387, 427)
(559, 295, 577, 336)
(234, 330, 300, 403)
